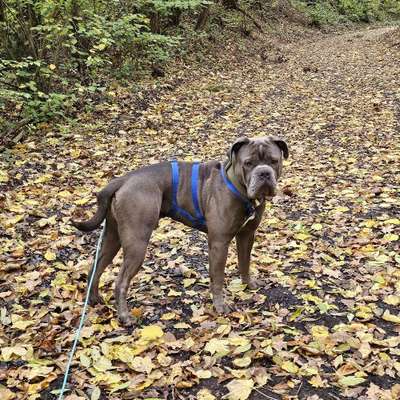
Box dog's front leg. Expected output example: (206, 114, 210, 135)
(236, 230, 258, 290)
(208, 237, 231, 314)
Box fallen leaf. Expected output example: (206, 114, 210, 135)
(226, 379, 254, 400)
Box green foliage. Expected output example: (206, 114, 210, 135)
(1, 0, 399, 129)
(0, 0, 207, 125)
(293, 0, 400, 25)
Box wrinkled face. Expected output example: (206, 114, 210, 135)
(231, 136, 288, 200)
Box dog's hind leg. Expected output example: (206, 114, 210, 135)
(114, 190, 161, 327)
(87, 211, 121, 306)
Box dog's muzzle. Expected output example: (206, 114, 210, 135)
(247, 165, 277, 199)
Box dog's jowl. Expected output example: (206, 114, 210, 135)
(73, 136, 288, 326)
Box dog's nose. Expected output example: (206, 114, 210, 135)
(259, 170, 271, 180)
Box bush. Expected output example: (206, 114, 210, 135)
(293, 0, 400, 25)
(0, 0, 207, 126)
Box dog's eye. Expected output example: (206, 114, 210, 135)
(271, 159, 278, 165)
(244, 160, 253, 167)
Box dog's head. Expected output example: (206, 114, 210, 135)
(227, 136, 289, 200)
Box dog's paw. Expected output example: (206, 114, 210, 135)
(246, 278, 259, 290)
(119, 313, 136, 327)
(214, 300, 232, 315)
(88, 293, 105, 306)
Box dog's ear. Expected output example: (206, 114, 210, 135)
(271, 137, 289, 159)
(227, 136, 250, 161)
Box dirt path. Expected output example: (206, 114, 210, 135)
(1, 26, 399, 400)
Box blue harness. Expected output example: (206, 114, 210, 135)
(220, 164, 255, 217)
(170, 161, 206, 228)
(170, 161, 255, 228)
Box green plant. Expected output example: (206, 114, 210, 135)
(0, 0, 207, 127)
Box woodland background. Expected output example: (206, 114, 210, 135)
(1, 0, 400, 143)
(1, 1, 400, 400)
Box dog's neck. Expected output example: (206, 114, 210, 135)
(225, 161, 249, 199)
(224, 161, 264, 209)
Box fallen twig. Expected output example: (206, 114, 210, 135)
(253, 387, 279, 400)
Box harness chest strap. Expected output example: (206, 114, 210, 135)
(220, 163, 256, 217)
(170, 161, 206, 227)
(170, 161, 259, 229)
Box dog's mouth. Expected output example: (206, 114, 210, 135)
(247, 183, 276, 200)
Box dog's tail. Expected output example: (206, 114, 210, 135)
(72, 177, 125, 232)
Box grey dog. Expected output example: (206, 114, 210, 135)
(73, 136, 288, 326)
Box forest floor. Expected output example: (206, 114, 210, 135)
(1, 24, 400, 400)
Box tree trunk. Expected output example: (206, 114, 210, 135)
(150, 11, 161, 33)
(195, 5, 210, 30)
(222, 0, 238, 10)
(222, 0, 264, 33)
(169, 8, 182, 27)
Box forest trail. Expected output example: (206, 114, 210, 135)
(1, 26, 399, 400)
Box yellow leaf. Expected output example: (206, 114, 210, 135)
(156, 352, 172, 367)
(281, 361, 299, 374)
(233, 357, 252, 368)
(1, 346, 28, 361)
(383, 233, 399, 242)
(311, 223, 323, 231)
(301, 366, 318, 376)
(44, 250, 56, 261)
(0, 385, 15, 400)
(49, 64, 56, 70)
(4, 214, 24, 228)
(195, 369, 212, 379)
(70, 149, 81, 158)
(58, 190, 73, 198)
(173, 322, 191, 329)
(167, 289, 181, 296)
(0, 171, 9, 183)
(384, 218, 400, 225)
(309, 374, 325, 388)
(358, 341, 371, 359)
(383, 295, 400, 306)
(183, 278, 196, 287)
(355, 305, 373, 320)
(74, 197, 92, 205)
(294, 232, 310, 241)
(80, 353, 91, 368)
(92, 356, 113, 372)
(363, 219, 377, 228)
(160, 312, 177, 320)
(311, 325, 329, 339)
(34, 174, 52, 184)
(382, 310, 400, 324)
(333, 355, 343, 368)
(228, 337, 250, 347)
(140, 325, 164, 341)
(258, 254, 280, 265)
(11, 316, 34, 330)
(204, 338, 229, 357)
(92, 372, 122, 385)
(131, 356, 154, 374)
(338, 375, 365, 386)
(26, 365, 54, 380)
(226, 379, 254, 400)
(197, 388, 216, 400)
(334, 206, 349, 213)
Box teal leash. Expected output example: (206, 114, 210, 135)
(57, 221, 106, 400)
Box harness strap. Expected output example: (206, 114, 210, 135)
(170, 161, 206, 228)
(171, 160, 180, 211)
(220, 164, 255, 217)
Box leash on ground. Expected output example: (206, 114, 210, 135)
(57, 221, 106, 400)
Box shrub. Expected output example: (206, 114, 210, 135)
(0, 0, 206, 126)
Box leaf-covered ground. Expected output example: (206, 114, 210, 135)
(1, 26, 400, 400)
